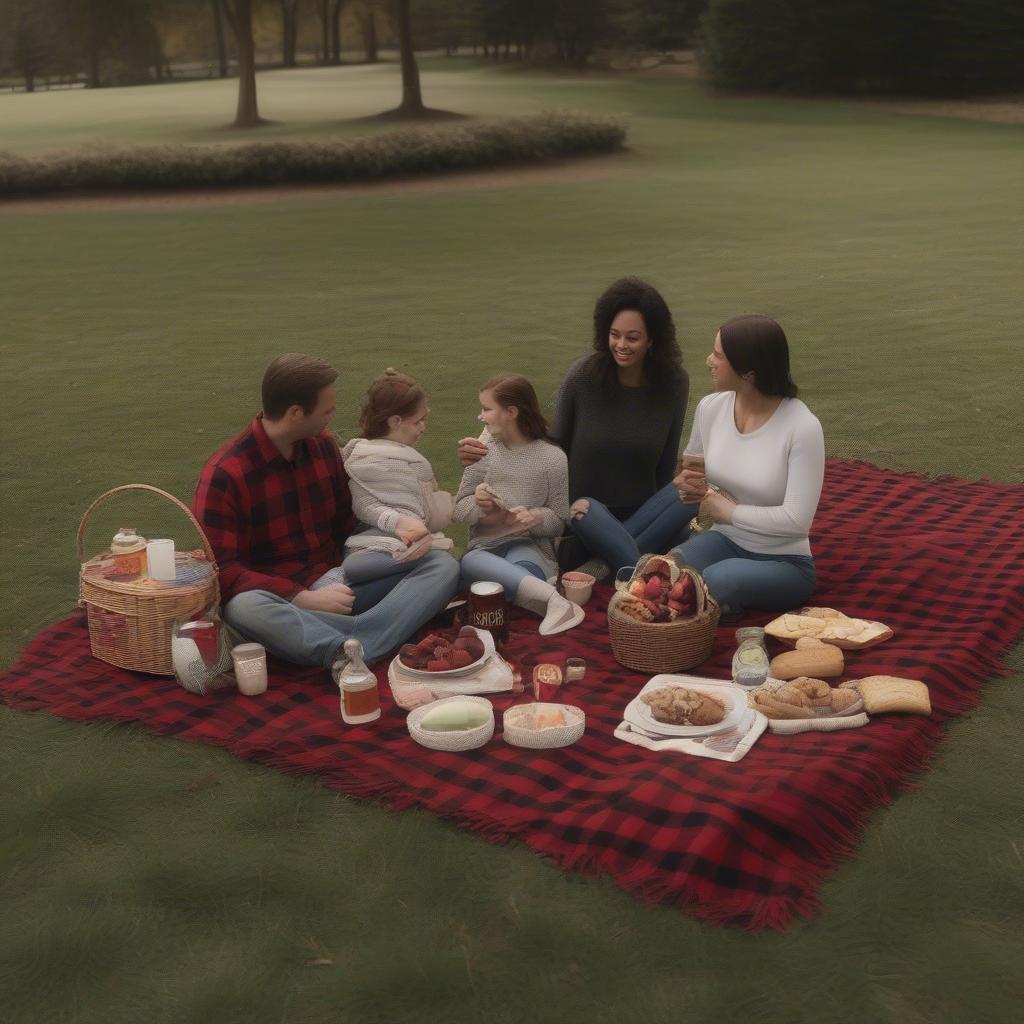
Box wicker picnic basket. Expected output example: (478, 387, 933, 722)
(607, 552, 720, 674)
(77, 484, 220, 676)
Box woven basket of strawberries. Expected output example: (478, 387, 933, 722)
(607, 553, 720, 673)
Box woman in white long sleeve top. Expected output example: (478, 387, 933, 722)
(672, 315, 824, 615)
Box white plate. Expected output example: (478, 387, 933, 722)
(623, 676, 748, 737)
(394, 626, 495, 679)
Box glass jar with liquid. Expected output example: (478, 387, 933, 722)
(732, 626, 770, 688)
(338, 639, 381, 724)
(110, 527, 148, 578)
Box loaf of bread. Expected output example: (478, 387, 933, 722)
(851, 676, 931, 715)
(770, 637, 845, 680)
(764, 608, 893, 649)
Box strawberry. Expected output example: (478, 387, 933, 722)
(426, 658, 451, 672)
(644, 576, 663, 601)
(449, 649, 474, 669)
(463, 640, 485, 661)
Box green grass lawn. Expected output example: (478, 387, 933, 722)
(1, 60, 1022, 1023)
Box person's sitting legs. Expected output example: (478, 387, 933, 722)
(568, 497, 639, 579)
(460, 544, 582, 635)
(622, 483, 699, 557)
(225, 550, 461, 675)
(672, 532, 815, 615)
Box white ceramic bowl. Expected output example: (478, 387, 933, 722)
(502, 703, 586, 749)
(406, 695, 495, 751)
(394, 626, 495, 679)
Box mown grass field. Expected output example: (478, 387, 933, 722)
(1, 58, 1022, 1023)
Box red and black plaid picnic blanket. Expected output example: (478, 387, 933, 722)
(3, 459, 1023, 928)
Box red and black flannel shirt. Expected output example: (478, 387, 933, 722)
(192, 415, 357, 603)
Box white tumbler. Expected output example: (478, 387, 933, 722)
(147, 539, 176, 581)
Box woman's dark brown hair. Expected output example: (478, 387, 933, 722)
(480, 374, 548, 442)
(359, 368, 427, 439)
(590, 277, 686, 398)
(718, 315, 799, 399)
(262, 353, 338, 420)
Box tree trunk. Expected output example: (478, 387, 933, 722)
(280, 0, 300, 68)
(330, 0, 343, 63)
(87, 44, 101, 88)
(361, 5, 378, 63)
(224, 0, 262, 126)
(315, 0, 329, 64)
(394, 0, 423, 114)
(211, 0, 229, 77)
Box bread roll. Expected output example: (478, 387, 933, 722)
(853, 676, 931, 715)
(770, 644, 845, 680)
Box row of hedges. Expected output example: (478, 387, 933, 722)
(0, 112, 626, 196)
(702, 0, 1024, 96)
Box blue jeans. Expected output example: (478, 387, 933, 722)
(222, 550, 460, 668)
(670, 531, 815, 615)
(570, 483, 699, 575)
(459, 540, 548, 599)
(342, 549, 419, 586)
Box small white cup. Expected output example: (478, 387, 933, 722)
(147, 538, 176, 581)
(232, 642, 268, 695)
(561, 571, 595, 606)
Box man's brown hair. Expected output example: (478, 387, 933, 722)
(262, 353, 338, 420)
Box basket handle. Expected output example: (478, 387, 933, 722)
(76, 483, 218, 567)
(684, 565, 712, 616)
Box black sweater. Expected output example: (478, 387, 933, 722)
(550, 355, 688, 516)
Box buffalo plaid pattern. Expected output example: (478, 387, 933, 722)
(3, 460, 1022, 929)
(192, 415, 357, 601)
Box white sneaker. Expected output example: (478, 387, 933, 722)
(539, 593, 586, 636)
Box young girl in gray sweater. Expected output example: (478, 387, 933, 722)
(453, 375, 584, 636)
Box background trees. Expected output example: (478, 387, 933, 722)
(2, 0, 1019, 99)
(701, 0, 1024, 96)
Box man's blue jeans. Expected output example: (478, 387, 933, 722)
(570, 483, 699, 575)
(223, 550, 460, 668)
(671, 531, 815, 614)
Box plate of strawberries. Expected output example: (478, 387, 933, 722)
(396, 625, 493, 677)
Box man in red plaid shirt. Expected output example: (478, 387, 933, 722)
(193, 353, 459, 681)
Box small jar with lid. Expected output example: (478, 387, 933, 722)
(732, 626, 769, 688)
(337, 639, 381, 724)
(110, 527, 148, 578)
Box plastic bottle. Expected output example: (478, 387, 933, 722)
(337, 639, 381, 724)
(732, 626, 770, 688)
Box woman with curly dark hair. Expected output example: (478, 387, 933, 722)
(547, 277, 698, 575)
